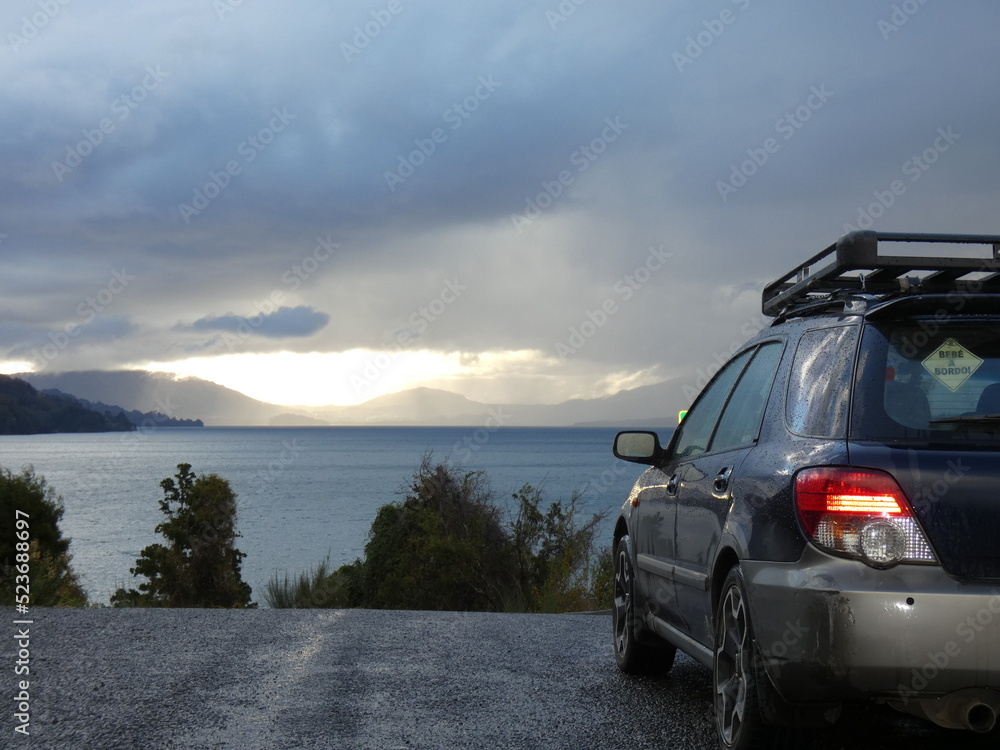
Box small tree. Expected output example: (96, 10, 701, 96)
(0, 467, 87, 607)
(111, 463, 253, 608)
(360, 457, 514, 611)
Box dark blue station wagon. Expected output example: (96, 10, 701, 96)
(611, 231, 1000, 748)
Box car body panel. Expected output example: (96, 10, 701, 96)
(847, 443, 1000, 581)
(673, 445, 752, 646)
(744, 545, 1000, 702)
(628, 466, 684, 631)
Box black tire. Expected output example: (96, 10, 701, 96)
(713, 566, 783, 750)
(612, 534, 676, 675)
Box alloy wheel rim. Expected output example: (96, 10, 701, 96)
(715, 584, 749, 744)
(613, 547, 631, 656)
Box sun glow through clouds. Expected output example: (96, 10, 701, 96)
(130, 349, 664, 408)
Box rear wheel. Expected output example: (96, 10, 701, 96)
(612, 534, 676, 675)
(714, 566, 779, 749)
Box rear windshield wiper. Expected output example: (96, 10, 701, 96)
(929, 414, 1000, 425)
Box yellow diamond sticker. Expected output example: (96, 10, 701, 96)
(922, 338, 984, 392)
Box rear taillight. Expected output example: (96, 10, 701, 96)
(795, 467, 937, 568)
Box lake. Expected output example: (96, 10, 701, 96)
(0, 426, 655, 604)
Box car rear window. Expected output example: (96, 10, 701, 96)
(785, 326, 859, 439)
(852, 318, 1000, 445)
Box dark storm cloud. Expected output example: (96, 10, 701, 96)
(188, 305, 330, 339)
(7, 314, 138, 373)
(2, 0, 1000, 398)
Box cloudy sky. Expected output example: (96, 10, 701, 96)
(2, 0, 999, 407)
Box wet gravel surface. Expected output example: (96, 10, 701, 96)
(4, 608, 997, 749)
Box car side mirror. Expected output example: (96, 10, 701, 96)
(613, 430, 665, 465)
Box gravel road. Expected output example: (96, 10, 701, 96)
(3, 608, 995, 749)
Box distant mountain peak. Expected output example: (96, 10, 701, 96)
(16, 369, 680, 428)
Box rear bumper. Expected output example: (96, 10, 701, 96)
(743, 546, 1000, 704)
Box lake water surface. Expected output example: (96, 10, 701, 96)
(0, 426, 652, 604)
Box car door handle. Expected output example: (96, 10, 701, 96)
(666, 474, 679, 495)
(713, 466, 733, 493)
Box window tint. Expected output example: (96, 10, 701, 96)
(673, 349, 753, 459)
(786, 326, 859, 439)
(711, 342, 784, 451)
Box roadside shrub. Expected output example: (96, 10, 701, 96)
(111, 463, 253, 608)
(268, 457, 610, 613)
(0, 467, 87, 607)
(360, 458, 515, 611)
(508, 483, 609, 613)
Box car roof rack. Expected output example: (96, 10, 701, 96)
(762, 231, 1000, 318)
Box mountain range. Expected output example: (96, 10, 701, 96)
(0, 374, 133, 435)
(17, 370, 685, 430)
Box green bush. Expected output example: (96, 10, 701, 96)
(267, 457, 610, 613)
(111, 463, 253, 608)
(359, 458, 515, 611)
(0, 467, 87, 607)
(508, 483, 609, 613)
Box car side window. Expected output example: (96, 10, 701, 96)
(672, 348, 754, 459)
(785, 326, 859, 438)
(710, 341, 784, 452)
